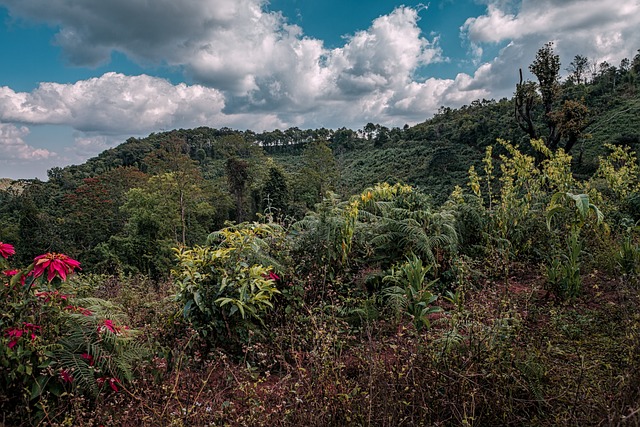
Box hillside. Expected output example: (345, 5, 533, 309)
(2, 48, 640, 427)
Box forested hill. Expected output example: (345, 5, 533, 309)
(1, 47, 639, 274)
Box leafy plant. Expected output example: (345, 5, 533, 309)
(382, 254, 442, 330)
(545, 192, 604, 299)
(617, 220, 640, 277)
(545, 232, 582, 299)
(356, 183, 458, 272)
(173, 222, 282, 344)
(0, 246, 146, 424)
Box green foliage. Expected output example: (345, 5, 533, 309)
(382, 254, 442, 330)
(617, 221, 640, 277)
(546, 192, 603, 231)
(360, 186, 458, 272)
(291, 193, 353, 285)
(0, 252, 147, 425)
(545, 233, 582, 299)
(545, 192, 603, 299)
(261, 164, 290, 221)
(173, 223, 283, 344)
(292, 141, 338, 210)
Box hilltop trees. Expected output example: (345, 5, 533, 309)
(515, 42, 591, 154)
(566, 55, 589, 85)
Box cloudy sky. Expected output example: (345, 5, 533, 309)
(1, 0, 639, 179)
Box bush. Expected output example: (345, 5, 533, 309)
(173, 222, 283, 348)
(0, 245, 147, 424)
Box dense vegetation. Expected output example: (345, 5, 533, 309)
(1, 45, 640, 426)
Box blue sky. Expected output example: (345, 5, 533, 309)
(0, 0, 639, 179)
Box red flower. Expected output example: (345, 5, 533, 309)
(5, 327, 23, 349)
(263, 271, 280, 281)
(0, 242, 15, 259)
(2, 269, 19, 277)
(35, 290, 69, 302)
(32, 253, 81, 282)
(108, 377, 120, 392)
(97, 376, 120, 392)
(80, 353, 94, 366)
(60, 369, 74, 383)
(4, 323, 38, 349)
(22, 323, 41, 340)
(268, 271, 280, 281)
(99, 319, 118, 334)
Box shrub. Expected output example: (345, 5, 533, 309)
(0, 246, 146, 424)
(173, 222, 283, 347)
(382, 254, 442, 330)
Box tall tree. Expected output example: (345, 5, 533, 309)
(515, 42, 591, 153)
(143, 138, 207, 245)
(226, 157, 250, 223)
(293, 141, 338, 209)
(261, 165, 290, 221)
(566, 55, 590, 85)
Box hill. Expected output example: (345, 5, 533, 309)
(0, 53, 639, 271)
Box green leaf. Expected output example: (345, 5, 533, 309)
(30, 375, 49, 400)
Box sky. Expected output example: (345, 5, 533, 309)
(0, 0, 639, 180)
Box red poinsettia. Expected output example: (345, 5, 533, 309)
(32, 253, 81, 282)
(34, 290, 69, 302)
(97, 376, 120, 392)
(0, 242, 15, 259)
(60, 369, 74, 383)
(99, 319, 121, 334)
(5, 323, 40, 349)
(263, 271, 280, 281)
(6, 327, 23, 349)
(80, 352, 94, 366)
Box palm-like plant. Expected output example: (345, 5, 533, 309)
(52, 301, 147, 397)
(359, 188, 458, 271)
(382, 254, 442, 330)
(545, 192, 604, 298)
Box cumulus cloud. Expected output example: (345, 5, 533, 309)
(0, 0, 274, 68)
(463, 0, 639, 49)
(0, 73, 229, 134)
(0, 4, 482, 132)
(0, 123, 54, 160)
(459, 0, 640, 100)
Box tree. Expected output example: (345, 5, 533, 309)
(226, 157, 250, 223)
(552, 99, 591, 153)
(261, 165, 290, 221)
(293, 141, 338, 209)
(632, 49, 640, 75)
(143, 138, 209, 245)
(514, 73, 540, 140)
(566, 55, 590, 85)
(530, 42, 561, 117)
(514, 42, 591, 153)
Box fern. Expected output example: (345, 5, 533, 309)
(382, 255, 442, 330)
(49, 298, 148, 396)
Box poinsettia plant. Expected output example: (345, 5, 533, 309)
(0, 245, 147, 424)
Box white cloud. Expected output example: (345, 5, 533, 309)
(458, 0, 640, 101)
(68, 134, 115, 159)
(462, 0, 640, 63)
(0, 73, 228, 134)
(0, 123, 55, 160)
(0, 0, 275, 68)
(0, 5, 477, 133)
